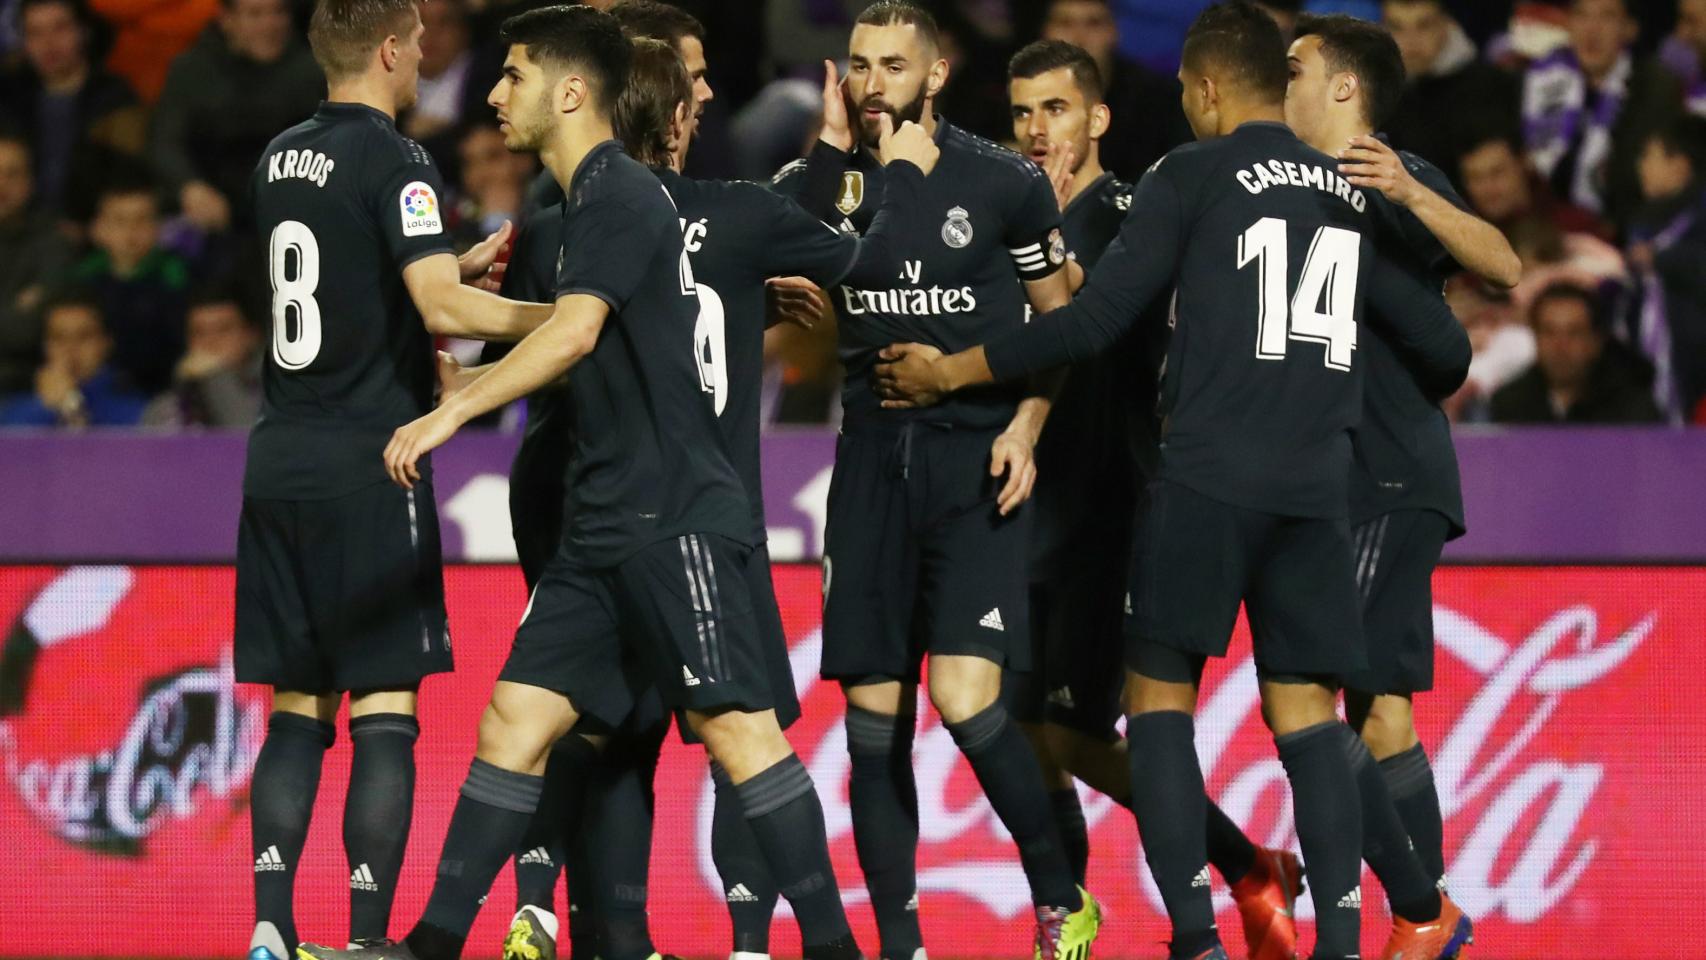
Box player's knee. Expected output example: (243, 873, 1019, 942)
(926, 656, 1001, 723)
(1358, 696, 1418, 760)
(1257, 675, 1339, 737)
(1123, 671, 1198, 716)
(842, 676, 907, 716)
(691, 708, 793, 782)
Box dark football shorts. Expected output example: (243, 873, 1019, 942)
(1125, 480, 1366, 682)
(235, 479, 452, 694)
(1344, 509, 1449, 695)
(1007, 520, 1131, 741)
(821, 421, 1031, 682)
(505, 534, 799, 729)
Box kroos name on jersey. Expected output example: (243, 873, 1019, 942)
(265, 148, 335, 189)
(839, 283, 978, 316)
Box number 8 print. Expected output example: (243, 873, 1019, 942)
(269, 220, 322, 369)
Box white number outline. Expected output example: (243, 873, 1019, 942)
(268, 220, 322, 370)
(1236, 217, 1359, 371)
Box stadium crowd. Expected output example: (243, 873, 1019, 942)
(0, 0, 1701, 428)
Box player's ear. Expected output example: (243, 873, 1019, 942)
(1089, 102, 1110, 139)
(1334, 71, 1359, 108)
(926, 57, 948, 100)
(378, 33, 399, 72)
(560, 73, 588, 114)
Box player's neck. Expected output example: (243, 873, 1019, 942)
(326, 79, 398, 120)
(541, 117, 618, 193)
(1067, 151, 1106, 206)
(1312, 114, 1373, 157)
(1215, 100, 1285, 136)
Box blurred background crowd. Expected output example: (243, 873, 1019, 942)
(0, 0, 1701, 431)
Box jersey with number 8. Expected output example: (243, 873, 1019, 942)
(244, 102, 455, 501)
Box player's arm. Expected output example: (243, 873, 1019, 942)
(876, 163, 1184, 405)
(384, 294, 606, 487)
(1365, 254, 1473, 400)
(1339, 135, 1521, 288)
(402, 253, 555, 340)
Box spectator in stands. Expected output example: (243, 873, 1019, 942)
(89, 0, 219, 102)
(69, 177, 189, 393)
(150, 0, 322, 232)
(0, 0, 147, 219)
(141, 281, 258, 428)
(0, 131, 73, 393)
(1446, 274, 1533, 422)
(1460, 131, 1611, 240)
(401, 0, 478, 148)
(1383, 0, 1521, 181)
(1040, 0, 1191, 181)
(0, 291, 146, 427)
(1625, 117, 1706, 422)
(1491, 282, 1662, 423)
(1522, 0, 1682, 229)
(450, 124, 533, 252)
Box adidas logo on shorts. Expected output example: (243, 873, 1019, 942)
(1337, 886, 1362, 909)
(255, 845, 287, 873)
(726, 883, 760, 903)
(979, 608, 1005, 632)
(350, 863, 379, 892)
(1191, 866, 1211, 888)
(1047, 686, 1076, 709)
(683, 665, 701, 687)
(519, 846, 554, 867)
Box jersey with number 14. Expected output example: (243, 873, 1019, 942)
(244, 101, 453, 501)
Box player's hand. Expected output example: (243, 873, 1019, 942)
(1338, 135, 1420, 207)
(877, 114, 939, 176)
(460, 220, 513, 291)
(1043, 141, 1075, 212)
(820, 59, 854, 152)
(384, 407, 460, 489)
(874, 342, 946, 408)
(766, 276, 825, 330)
(989, 429, 1038, 515)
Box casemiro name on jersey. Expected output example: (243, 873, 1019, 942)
(1234, 157, 1368, 212)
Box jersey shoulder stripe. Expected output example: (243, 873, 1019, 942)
(943, 124, 1048, 182)
(771, 158, 807, 187)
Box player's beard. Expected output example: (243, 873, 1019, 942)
(853, 87, 927, 148)
(509, 91, 556, 153)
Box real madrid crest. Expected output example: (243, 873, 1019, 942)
(1046, 227, 1067, 265)
(941, 205, 973, 248)
(837, 171, 864, 216)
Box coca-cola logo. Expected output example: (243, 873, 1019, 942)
(695, 602, 1655, 925)
(0, 568, 267, 854)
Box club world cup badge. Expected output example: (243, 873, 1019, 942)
(836, 171, 864, 216)
(941, 206, 973, 248)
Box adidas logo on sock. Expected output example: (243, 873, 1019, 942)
(1191, 865, 1211, 888)
(519, 846, 554, 867)
(350, 863, 378, 892)
(905, 891, 920, 912)
(726, 883, 760, 903)
(1047, 686, 1076, 709)
(1337, 886, 1363, 909)
(254, 845, 287, 873)
(979, 608, 1005, 632)
(683, 664, 701, 687)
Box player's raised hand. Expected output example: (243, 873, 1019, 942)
(989, 429, 1038, 515)
(1043, 141, 1076, 212)
(877, 114, 940, 176)
(1338, 135, 1420, 207)
(766, 276, 826, 330)
(384, 407, 459, 490)
(820, 59, 854, 151)
(874, 342, 946, 408)
(459, 219, 513, 291)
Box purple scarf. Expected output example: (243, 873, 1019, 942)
(1630, 201, 1701, 424)
(1523, 48, 1630, 213)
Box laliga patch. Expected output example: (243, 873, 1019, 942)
(836, 171, 864, 216)
(399, 181, 443, 237)
(1046, 227, 1067, 265)
(941, 205, 973, 248)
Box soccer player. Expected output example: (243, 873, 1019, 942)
(1286, 13, 1517, 958)
(1005, 38, 1306, 960)
(299, 7, 863, 960)
(771, 4, 1101, 959)
(236, 0, 549, 957)
(613, 36, 941, 960)
(872, 5, 1470, 959)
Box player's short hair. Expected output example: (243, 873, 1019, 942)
(499, 4, 632, 113)
(613, 37, 690, 167)
(1008, 39, 1104, 104)
(1294, 13, 1406, 129)
(1181, 1, 1289, 103)
(308, 0, 418, 81)
(854, 1, 941, 54)
(607, 0, 704, 48)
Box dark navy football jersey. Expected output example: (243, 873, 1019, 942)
(550, 140, 751, 566)
(499, 203, 575, 503)
(244, 101, 454, 501)
(985, 121, 1469, 520)
(772, 119, 1066, 430)
(655, 164, 922, 540)
(1351, 147, 1469, 536)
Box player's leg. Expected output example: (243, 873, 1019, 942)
(711, 757, 782, 960)
(583, 709, 670, 960)
(821, 428, 922, 960)
(234, 495, 341, 960)
(1348, 691, 1443, 881)
(1014, 584, 1090, 886)
(510, 738, 584, 931)
(345, 687, 421, 946)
